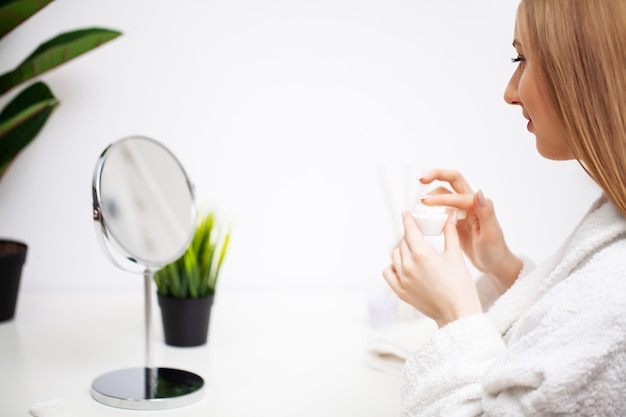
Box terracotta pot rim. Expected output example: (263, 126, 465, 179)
(0, 240, 28, 257)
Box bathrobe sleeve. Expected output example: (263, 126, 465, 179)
(480, 243, 626, 416)
(401, 242, 626, 417)
(401, 314, 505, 416)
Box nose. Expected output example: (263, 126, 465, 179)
(504, 69, 521, 106)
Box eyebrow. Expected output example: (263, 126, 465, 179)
(512, 40, 521, 47)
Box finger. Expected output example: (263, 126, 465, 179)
(391, 246, 403, 271)
(421, 193, 474, 213)
(420, 169, 474, 195)
(401, 211, 428, 252)
(382, 265, 401, 292)
(442, 210, 462, 253)
(472, 189, 498, 234)
(398, 238, 414, 268)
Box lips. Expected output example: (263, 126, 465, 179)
(522, 112, 533, 132)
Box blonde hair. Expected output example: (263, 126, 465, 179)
(516, 0, 626, 217)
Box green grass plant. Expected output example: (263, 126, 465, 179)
(154, 211, 230, 299)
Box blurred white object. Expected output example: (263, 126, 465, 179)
(411, 203, 449, 236)
(365, 318, 438, 374)
(411, 203, 467, 236)
(29, 399, 76, 417)
(367, 294, 397, 328)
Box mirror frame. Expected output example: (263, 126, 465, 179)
(92, 135, 197, 270)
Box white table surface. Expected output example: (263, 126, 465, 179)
(0, 290, 402, 416)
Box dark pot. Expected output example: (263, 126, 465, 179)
(0, 240, 27, 322)
(157, 294, 214, 347)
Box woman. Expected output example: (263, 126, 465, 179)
(383, 0, 626, 415)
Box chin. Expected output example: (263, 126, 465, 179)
(536, 147, 576, 161)
(535, 140, 575, 160)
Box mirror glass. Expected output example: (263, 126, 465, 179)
(93, 135, 196, 268)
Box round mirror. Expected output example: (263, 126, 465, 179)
(91, 135, 202, 410)
(92, 135, 196, 268)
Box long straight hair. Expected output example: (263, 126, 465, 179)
(516, 0, 626, 217)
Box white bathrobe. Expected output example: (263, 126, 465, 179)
(402, 194, 626, 416)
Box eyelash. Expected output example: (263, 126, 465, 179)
(511, 56, 526, 64)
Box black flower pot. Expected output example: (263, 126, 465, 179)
(157, 294, 214, 347)
(0, 240, 27, 322)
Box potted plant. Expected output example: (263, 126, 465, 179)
(0, 0, 121, 321)
(154, 211, 231, 347)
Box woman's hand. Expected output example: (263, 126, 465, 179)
(383, 210, 482, 327)
(419, 169, 522, 294)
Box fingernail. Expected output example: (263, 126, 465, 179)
(477, 190, 486, 207)
(420, 195, 433, 202)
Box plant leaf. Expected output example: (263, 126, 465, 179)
(196, 213, 213, 295)
(209, 231, 230, 294)
(0, 0, 54, 39)
(158, 262, 182, 298)
(184, 248, 200, 298)
(170, 262, 183, 298)
(0, 27, 122, 96)
(0, 81, 57, 178)
(153, 212, 231, 299)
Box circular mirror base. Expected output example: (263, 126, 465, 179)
(91, 367, 204, 410)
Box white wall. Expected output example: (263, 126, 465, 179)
(0, 0, 600, 294)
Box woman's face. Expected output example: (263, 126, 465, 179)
(504, 30, 574, 160)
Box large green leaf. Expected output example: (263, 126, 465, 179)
(0, 81, 57, 178)
(0, 27, 122, 96)
(0, 0, 53, 39)
(0, 0, 121, 184)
